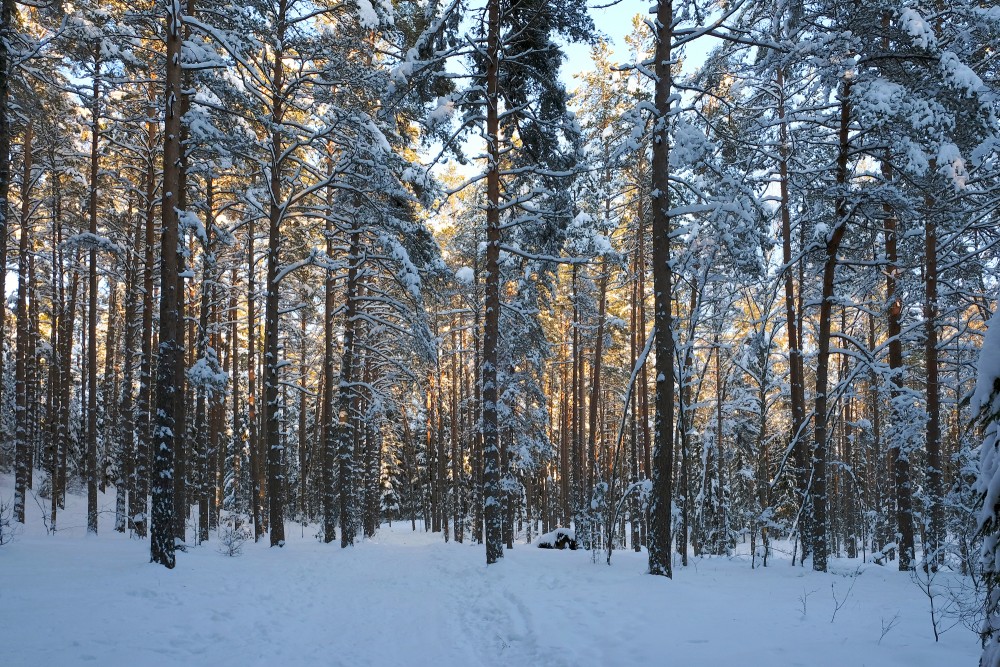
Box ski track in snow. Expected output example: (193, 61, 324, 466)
(0, 478, 983, 666)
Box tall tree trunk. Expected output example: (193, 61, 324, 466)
(13, 120, 32, 523)
(322, 170, 337, 544)
(172, 240, 188, 542)
(195, 177, 215, 544)
(134, 95, 158, 539)
(298, 311, 309, 526)
(629, 249, 641, 551)
(587, 265, 608, 545)
(571, 266, 584, 522)
(648, 0, 675, 578)
(924, 191, 943, 567)
(0, 0, 13, 428)
(262, 0, 289, 548)
(49, 174, 65, 531)
(482, 0, 503, 565)
(87, 63, 101, 535)
(337, 229, 362, 547)
(172, 0, 201, 547)
(428, 371, 440, 533)
(437, 357, 448, 540)
(472, 264, 484, 542)
(811, 80, 852, 573)
(150, 0, 183, 569)
(102, 281, 120, 496)
(452, 321, 463, 542)
(247, 216, 263, 540)
(120, 208, 143, 533)
(58, 253, 80, 512)
(560, 314, 571, 526)
(227, 264, 242, 515)
(776, 65, 810, 561)
(881, 158, 916, 569)
(677, 280, 698, 565)
(26, 232, 37, 489)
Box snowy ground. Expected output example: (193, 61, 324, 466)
(0, 475, 982, 666)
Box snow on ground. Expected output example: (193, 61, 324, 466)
(0, 475, 981, 667)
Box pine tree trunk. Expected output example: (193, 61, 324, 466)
(13, 121, 32, 523)
(228, 264, 242, 516)
(451, 322, 463, 542)
(102, 281, 120, 497)
(811, 80, 852, 573)
(59, 251, 81, 515)
(472, 278, 483, 542)
(482, 0, 503, 565)
(878, 11, 917, 571)
(0, 0, 13, 430)
(629, 253, 641, 552)
(677, 281, 698, 565)
(337, 229, 361, 547)
(150, 0, 183, 569)
(298, 312, 309, 526)
(247, 216, 263, 541)
(87, 66, 101, 536)
(195, 178, 215, 544)
(648, 0, 675, 578)
(173, 241, 188, 545)
(437, 360, 448, 540)
(48, 185, 64, 531)
(133, 93, 158, 539)
(571, 266, 584, 524)
(322, 173, 337, 543)
(924, 192, 943, 567)
(119, 209, 142, 532)
(560, 314, 571, 526)
(428, 372, 440, 533)
(776, 66, 810, 561)
(262, 0, 289, 548)
(588, 265, 608, 545)
(26, 237, 38, 491)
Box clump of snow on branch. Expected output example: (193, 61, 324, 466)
(899, 8, 936, 50)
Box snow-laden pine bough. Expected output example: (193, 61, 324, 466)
(974, 308, 1000, 667)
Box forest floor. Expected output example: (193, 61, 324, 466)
(0, 474, 982, 666)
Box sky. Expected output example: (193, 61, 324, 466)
(562, 2, 644, 84)
(560, 1, 723, 92)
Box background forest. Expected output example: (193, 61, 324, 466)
(1, 0, 1000, 635)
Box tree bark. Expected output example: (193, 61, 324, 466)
(924, 190, 943, 567)
(262, 0, 289, 548)
(13, 120, 32, 523)
(87, 63, 101, 535)
(482, 0, 503, 565)
(322, 167, 337, 543)
(0, 0, 14, 428)
(811, 80, 852, 573)
(337, 229, 362, 547)
(776, 66, 810, 561)
(195, 176, 215, 544)
(881, 158, 915, 570)
(150, 0, 184, 569)
(648, 0, 675, 578)
(587, 265, 608, 545)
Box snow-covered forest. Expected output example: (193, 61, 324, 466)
(2, 0, 1000, 664)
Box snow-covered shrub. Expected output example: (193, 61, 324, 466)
(218, 514, 251, 557)
(536, 527, 577, 550)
